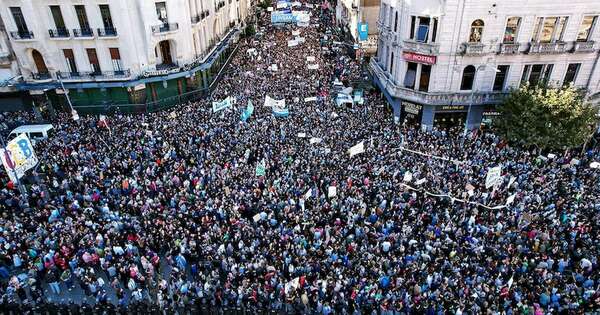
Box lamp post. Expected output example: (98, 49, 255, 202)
(57, 75, 78, 120)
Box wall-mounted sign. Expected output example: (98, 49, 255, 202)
(403, 101, 422, 115)
(439, 105, 466, 112)
(402, 52, 437, 65)
(357, 22, 368, 41)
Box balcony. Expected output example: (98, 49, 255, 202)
(461, 43, 485, 55)
(31, 72, 52, 81)
(10, 31, 34, 40)
(217, 1, 226, 11)
(152, 23, 179, 34)
(572, 41, 596, 53)
(97, 27, 118, 37)
(369, 59, 507, 106)
(73, 28, 94, 38)
(191, 15, 201, 24)
(57, 70, 131, 81)
(48, 28, 70, 38)
(528, 41, 567, 54)
(403, 40, 440, 55)
(498, 43, 520, 54)
(202, 10, 210, 20)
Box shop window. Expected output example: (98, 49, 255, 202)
(503, 17, 521, 44)
(404, 62, 418, 89)
(419, 65, 431, 92)
(469, 19, 484, 43)
(577, 15, 597, 42)
(563, 63, 580, 86)
(460, 65, 476, 90)
(493, 65, 509, 91)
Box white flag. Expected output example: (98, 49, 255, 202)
(309, 137, 322, 144)
(506, 194, 516, 205)
(328, 186, 337, 197)
(348, 141, 365, 157)
(304, 189, 312, 199)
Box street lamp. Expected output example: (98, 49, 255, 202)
(463, 65, 500, 141)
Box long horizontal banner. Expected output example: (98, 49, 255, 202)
(212, 96, 234, 112)
(264, 95, 285, 108)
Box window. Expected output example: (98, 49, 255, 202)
(404, 62, 418, 89)
(50, 6, 66, 30)
(156, 2, 168, 23)
(74, 5, 90, 30)
(86, 48, 101, 74)
(563, 63, 580, 86)
(503, 17, 521, 44)
(521, 64, 553, 85)
(409, 16, 436, 42)
(10, 7, 29, 33)
(469, 20, 484, 43)
(493, 65, 509, 91)
(389, 52, 394, 77)
(63, 49, 77, 73)
(577, 15, 598, 42)
(393, 11, 398, 32)
(109, 48, 123, 72)
(419, 64, 431, 92)
(417, 17, 430, 42)
(99, 4, 114, 29)
(532, 16, 568, 43)
(460, 65, 476, 90)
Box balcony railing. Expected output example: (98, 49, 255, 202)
(191, 15, 201, 24)
(572, 41, 596, 53)
(461, 42, 485, 55)
(31, 72, 52, 81)
(369, 59, 507, 106)
(403, 40, 440, 55)
(10, 31, 34, 40)
(97, 27, 118, 37)
(57, 69, 131, 81)
(48, 28, 70, 38)
(152, 23, 179, 34)
(528, 41, 567, 54)
(73, 28, 94, 37)
(498, 43, 520, 54)
(202, 10, 210, 19)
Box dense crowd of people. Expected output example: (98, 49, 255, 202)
(0, 1, 599, 314)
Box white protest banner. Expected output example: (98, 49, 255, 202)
(415, 178, 427, 185)
(295, 36, 305, 43)
(306, 56, 315, 62)
(590, 161, 600, 169)
(269, 64, 278, 71)
(288, 39, 299, 47)
(292, 30, 300, 36)
(297, 132, 307, 138)
(328, 186, 337, 197)
(304, 96, 317, 102)
(212, 96, 233, 112)
(309, 137, 322, 144)
(267, 6, 273, 11)
(547, 153, 556, 159)
(0, 134, 38, 182)
(307, 64, 319, 70)
(305, 3, 314, 8)
(348, 141, 365, 157)
(403, 171, 413, 182)
(264, 95, 285, 108)
(485, 166, 502, 189)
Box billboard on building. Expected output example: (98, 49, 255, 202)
(357, 23, 368, 41)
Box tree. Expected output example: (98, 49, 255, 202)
(496, 84, 598, 151)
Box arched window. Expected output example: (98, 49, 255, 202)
(469, 19, 484, 43)
(460, 65, 476, 90)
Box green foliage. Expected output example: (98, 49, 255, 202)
(258, 0, 270, 10)
(496, 84, 598, 150)
(244, 24, 256, 37)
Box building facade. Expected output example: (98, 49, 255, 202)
(370, 0, 600, 130)
(335, 0, 380, 54)
(0, 0, 252, 114)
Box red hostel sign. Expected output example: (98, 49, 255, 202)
(402, 52, 437, 65)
